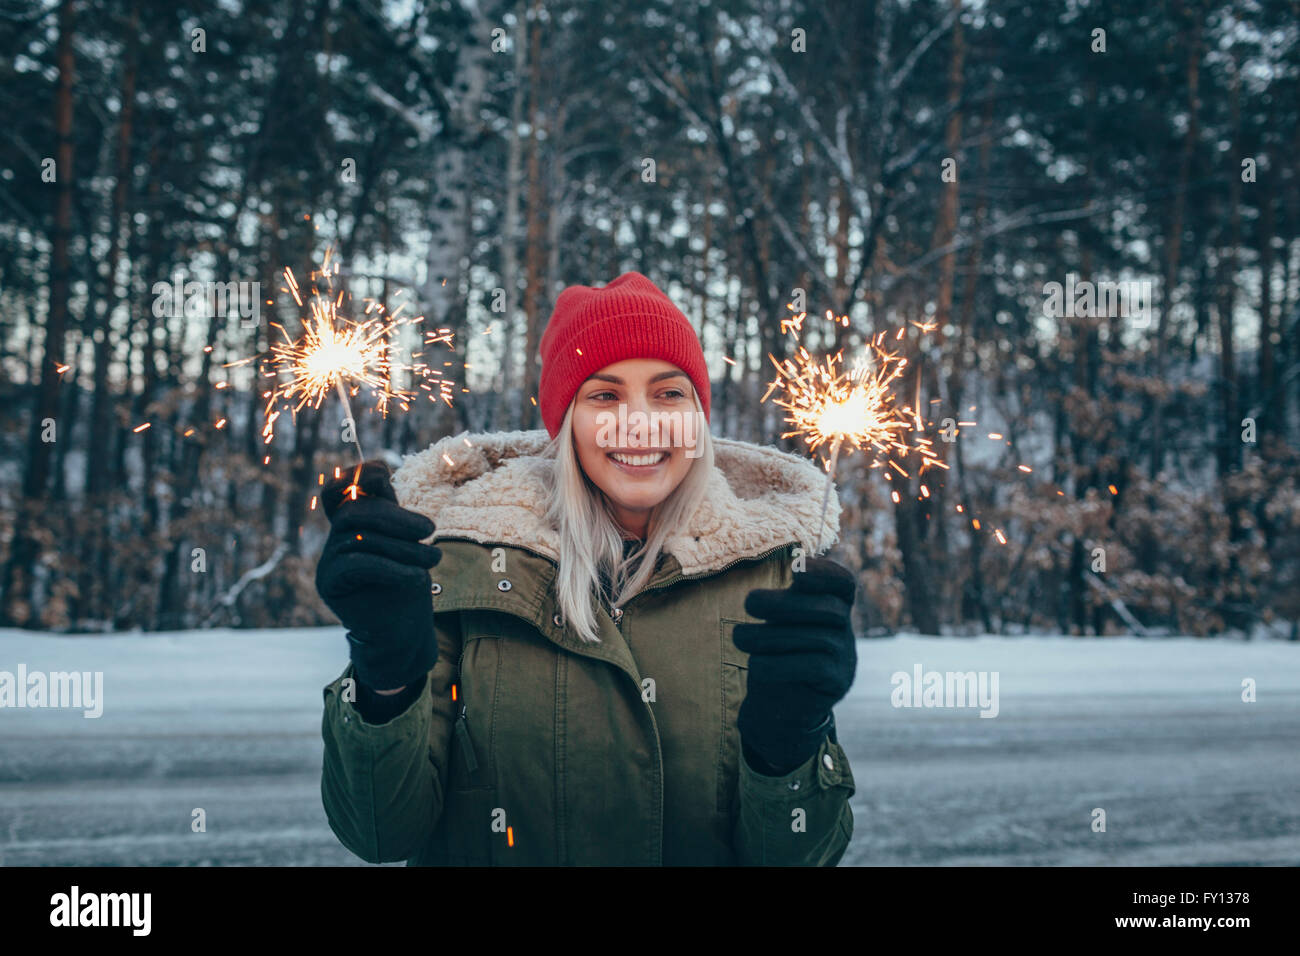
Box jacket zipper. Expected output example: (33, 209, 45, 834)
(454, 703, 478, 775)
(620, 541, 789, 865)
(629, 540, 789, 863)
(453, 646, 479, 775)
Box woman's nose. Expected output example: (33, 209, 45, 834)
(625, 396, 657, 445)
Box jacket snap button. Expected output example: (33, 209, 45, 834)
(788, 780, 800, 790)
(553, 613, 564, 627)
(611, 607, 622, 621)
(430, 582, 442, 595)
(497, 579, 512, 591)
(823, 753, 834, 770)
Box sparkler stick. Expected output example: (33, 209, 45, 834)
(335, 380, 364, 463)
(814, 436, 843, 554)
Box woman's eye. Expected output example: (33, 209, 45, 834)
(588, 388, 683, 400)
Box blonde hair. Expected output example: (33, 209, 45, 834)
(541, 386, 715, 644)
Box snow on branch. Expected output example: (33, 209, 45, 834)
(1086, 571, 1151, 637)
(205, 543, 291, 626)
(365, 82, 437, 141)
(888, 4, 962, 93)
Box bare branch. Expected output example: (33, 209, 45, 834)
(365, 82, 437, 142)
(888, 3, 961, 93)
(881, 202, 1109, 291)
(764, 55, 873, 225)
(203, 543, 291, 626)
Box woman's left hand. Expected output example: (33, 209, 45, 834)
(733, 556, 858, 775)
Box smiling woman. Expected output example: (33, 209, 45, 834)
(535, 273, 718, 644)
(315, 270, 859, 867)
(547, 357, 714, 644)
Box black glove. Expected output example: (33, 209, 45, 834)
(733, 557, 857, 775)
(315, 460, 442, 692)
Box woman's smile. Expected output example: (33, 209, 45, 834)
(607, 448, 672, 473)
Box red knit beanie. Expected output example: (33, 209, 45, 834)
(538, 272, 712, 439)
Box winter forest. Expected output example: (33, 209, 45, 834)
(1, 0, 1297, 639)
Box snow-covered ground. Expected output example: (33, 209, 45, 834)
(0, 628, 1297, 866)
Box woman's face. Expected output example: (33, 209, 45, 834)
(571, 358, 699, 539)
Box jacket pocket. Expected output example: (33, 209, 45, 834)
(718, 618, 750, 813)
(444, 695, 496, 865)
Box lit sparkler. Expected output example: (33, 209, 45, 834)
(228, 248, 456, 467)
(761, 308, 948, 554)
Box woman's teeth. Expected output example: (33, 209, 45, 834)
(610, 452, 668, 466)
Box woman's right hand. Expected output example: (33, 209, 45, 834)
(315, 460, 443, 693)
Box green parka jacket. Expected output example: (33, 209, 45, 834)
(320, 429, 856, 865)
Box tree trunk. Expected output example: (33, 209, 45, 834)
(1257, 180, 1275, 435)
(521, 0, 546, 432)
(2, 0, 77, 627)
(929, 0, 964, 344)
(23, 0, 77, 500)
(894, 488, 940, 635)
(1216, 63, 1242, 479)
(87, 1, 138, 498)
(1150, 5, 1201, 480)
(499, 0, 526, 429)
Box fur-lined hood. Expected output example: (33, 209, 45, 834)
(391, 428, 840, 577)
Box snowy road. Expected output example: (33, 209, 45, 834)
(1, 628, 1296, 866)
(838, 636, 1300, 865)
